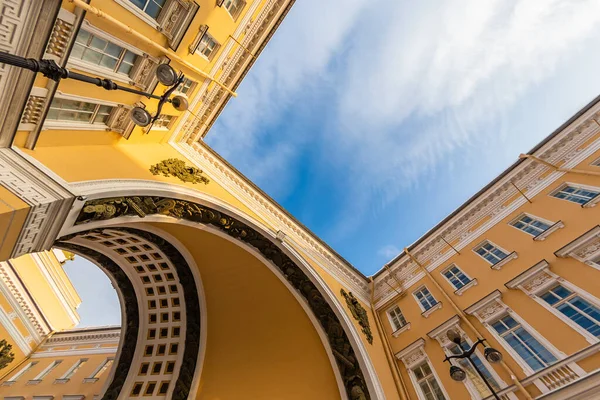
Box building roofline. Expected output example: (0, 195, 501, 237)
(374, 93, 600, 278)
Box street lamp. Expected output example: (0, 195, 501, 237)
(443, 329, 503, 400)
(0, 51, 188, 128)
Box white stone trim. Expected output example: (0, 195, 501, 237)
(440, 263, 476, 294)
(490, 251, 518, 271)
(534, 221, 564, 241)
(427, 316, 515, 400)
(555, 225, 600, 271)
(465, 290, 568, 379)
(412, 285, 439, 313)
(114, 0, 160, 28)
(395, 338, 452, 400)
(0, 148, 74, 258)
(373, 103, 600, 306)
(506, 260, 600, 345)
(421, 302, 442, 318)
(549, 181, 600, 208)
(0, 303, 32, 353)
(454, 278, 478, 296)
(392, 322, 411, 338)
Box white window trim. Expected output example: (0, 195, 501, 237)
(67, 20, 145, 86)
(509, 213, 556, 237)
(555, 225, 600, 271)
(57, 358, 88, 382)
(533, 221, 564, 241)
(223, 0, 246, 21)
(472, 240, 517, 270)
(591, 155, 600, 167)
(395, 339, 452, 400)
(5, 362, 38, 383)
(114, 0, 160, 28)
(441, 264, 475, 293)
(465, 291, 567, 378)
(386, 305, 408, 332)
(412, 285, 439, 313)
(29, 360, 62, 383)
(392, 322, 411, 338)
(550, 182, 600, 208)
(44, 92, 127, 131)
(86, 357, 114, 381)
(506, 260, 600, 345)
(427, 316, 516, 400)
(195, 31, 220, 61)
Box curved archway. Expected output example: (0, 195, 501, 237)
(54, 180, 384, 399)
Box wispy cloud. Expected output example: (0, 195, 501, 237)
(208, 0, 600, 242)
(377, 244, 401, 261)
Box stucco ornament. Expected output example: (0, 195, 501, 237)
(0, 339, 14, 370)
(341, 289, 373, 344)
(150, 158, 210, 184)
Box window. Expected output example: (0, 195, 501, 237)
(61, 359, 88, 380)
(412, 362, 446, 400)
(552, 185, 599, 205)
(89, 358, 114, 379)
(71, 29, 138, 76)
(490, 315, 556, 371)
(7, 361, 38, 382)
(387, 306, 407, 331)
(152, 114, 175, 129)
(196, 31, 219, 60)
(32, 360, 62, 381)
(442, 265, 471, 290)
(511, 214, 551, 236)
(223, 0, 245, 20)
(474, 241, 508, 265)
(129, 0, 166, 19)
(449, 341, 501, 397)
(414, 287, 437, 311)
(177, 77, 196, 95)
(47, 98, 114, 125)
(540, 285, 600, 338)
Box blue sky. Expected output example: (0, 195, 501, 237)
(64, 0, 600, 327)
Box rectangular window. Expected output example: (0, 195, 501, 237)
(71, 29, 138, 76)
(412, 362, 446, 400)
(129, 0, 166, 19)
(474, 241, 508, 265)
(552, 184, 599, 205)
(442, 265, 471, 290)
(196, 31, 219, 60)
(32, 360, 62, 381)
(511, 214, 552, 236)
(540, 285, 600, 338)
(62, 359, 88, 380)
(8, 361, 38, 382)
(414, 287, 438, 311)
(90, 358, 114, 379)
(152, 114, 175, 129)
(223, 0, 245, 20)
(490, 315, 556, 371)
(47, 98, 114, 125)
(449, 341, 501, 397)
(387, 306, 407, 331)
(177, 77, 196, 95)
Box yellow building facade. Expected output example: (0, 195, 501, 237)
(0, 0, 600, 399)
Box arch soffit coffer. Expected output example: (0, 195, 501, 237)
(67, 195, 376, 400)
(55, 226, 201, 400)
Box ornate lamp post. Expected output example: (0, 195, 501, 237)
(443, 329, 503, 400)
(0, 51, 188, 128)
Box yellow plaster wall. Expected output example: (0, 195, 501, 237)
(9, 256, 77, 332)
(0, 187, 30, 261)
(150, 222, 341, 400)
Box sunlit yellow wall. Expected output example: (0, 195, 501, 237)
(151, 222, 341, 399)
(10, 253, 80, 331)
(0, 187, 30, 261)
(380, 148, 600, 399)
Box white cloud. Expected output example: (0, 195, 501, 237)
(208, 0, 600, 237)
(377, 244, 401, 261)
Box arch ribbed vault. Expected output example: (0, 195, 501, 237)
(69, 196, 372, 399)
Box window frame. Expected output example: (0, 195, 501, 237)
(412, 286, 441, 317)
(148, 114, 176, 131)
(386, 305, 408, 332)
(115, 0, 162, 28)
(44, 94, 122, 131)
(473, 240, 509, 265)
(509, 213, 554, 237)
(222, 0, 246, 21)
(68, 21, 144, 85)
(5, 361, 38, 383)
(29, 360, 62, 383)
(410, 361, 449, 400)
(440, 264, 473, 291)
(195, 30, 220, 61)
(58, 358, 88, 382)
(550, 182, 600, 206)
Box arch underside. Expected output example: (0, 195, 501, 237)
(56, 227, 201, 400)
(69, 196, 371, 400)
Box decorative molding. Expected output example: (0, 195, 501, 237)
(72, 197, 373, 399)
(391, 323, 411, 338)
(0, 148, 74, 258)
(490, 251, 518, 271)
(427, 315, 461, 346)
(340, 289, 373, 344)
(156, 0, 199, 50)
(43, 8, 75, 59)
(464, 290, 506, 323)
(395, 338, 426, 367)
(555, 226, 600, 269)
(149, 158, 210, 185)
(454, 278, 478, 296)
(505, 260, 554, 295)
(174, 141, 371, 301)
(374, 103, 600, 306)
(533, 221, 564, 241)
(421, 302, 442, 318)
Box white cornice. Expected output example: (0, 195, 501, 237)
(172, 141, 371, 299)
(0, 303, 32, 353)
(374, 104, 600, 305)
